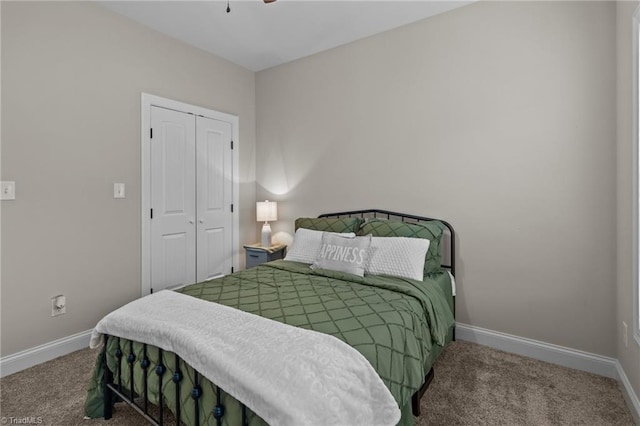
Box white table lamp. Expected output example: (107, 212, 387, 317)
(256, 200, 278, 247)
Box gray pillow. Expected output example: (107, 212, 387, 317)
(311, 233, 372, 277)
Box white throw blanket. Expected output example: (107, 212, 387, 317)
(90, 290, 400, 426)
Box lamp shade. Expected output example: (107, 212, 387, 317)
(256, 201, 278, 222)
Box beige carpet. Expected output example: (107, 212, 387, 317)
(0, 340, 635, 425)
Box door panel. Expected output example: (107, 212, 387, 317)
(196, 116, 233, 281)
(163, 123, 189, 214)
(151, 106, 196, 291)
(161, 233, 189, 287)
(200, 227, 225, 280)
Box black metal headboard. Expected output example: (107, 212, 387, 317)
(318, 209, 455, 276)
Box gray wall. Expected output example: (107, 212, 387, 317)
(616, 0, 640, 410)
(2, 0, 636, 404)
(0, 1, 256, 356)
(256, 1, 618, 357)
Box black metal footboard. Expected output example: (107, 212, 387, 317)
(102, 208, 454, 425)
(102, 334, 435, 425)
(102, 334, 248, 426)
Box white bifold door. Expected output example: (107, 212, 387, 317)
(150, 106, 233, 292)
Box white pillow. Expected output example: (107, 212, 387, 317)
(284, 228, 356, 264)
(365, 237, 430, 281)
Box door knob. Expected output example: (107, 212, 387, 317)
(199, 220, 204, 224)
(189, 220, 194, 225)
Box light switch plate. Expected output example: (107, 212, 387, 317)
(113, 183, 125, 199)
(1, 181, 16, 200)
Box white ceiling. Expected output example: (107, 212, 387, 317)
(97, 1, 472, 72)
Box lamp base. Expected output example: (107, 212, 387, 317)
(261, 223, 272, 247)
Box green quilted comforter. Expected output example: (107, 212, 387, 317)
(85, 260, 455, 425)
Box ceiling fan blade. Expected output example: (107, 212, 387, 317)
(263, 0, 277, 3)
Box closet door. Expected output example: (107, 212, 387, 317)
(150, 106, 196, 291)
(196, 116, 233, 281)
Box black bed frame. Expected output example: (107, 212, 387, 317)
(103, 209, 456, 425)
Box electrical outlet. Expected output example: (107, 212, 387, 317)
(623, 321, 628, 348)
(51, 295, 66, 317)
(0, 181, 16, 200)
(113, 183, 125, 199)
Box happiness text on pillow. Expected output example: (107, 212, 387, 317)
(317, 245, 367, 265)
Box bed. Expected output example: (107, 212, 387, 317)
(84, 209, 456, 426)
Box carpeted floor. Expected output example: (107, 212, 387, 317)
(0, 340, 635, 425)
(419, 342, 634, 425)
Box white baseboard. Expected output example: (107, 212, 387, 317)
(456, 323, 640, 421)
(616, 360, 640, 424)
(0, 329, 92, 378)
(456, 323, 618, 378)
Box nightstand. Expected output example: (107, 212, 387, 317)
(243, 243, 287, 268)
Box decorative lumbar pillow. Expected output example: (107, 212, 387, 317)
(285, 228, 356, 264)
(294, 217, 362, 233)
(311, 233, 372, 277)
(366, 237, 430, 281)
